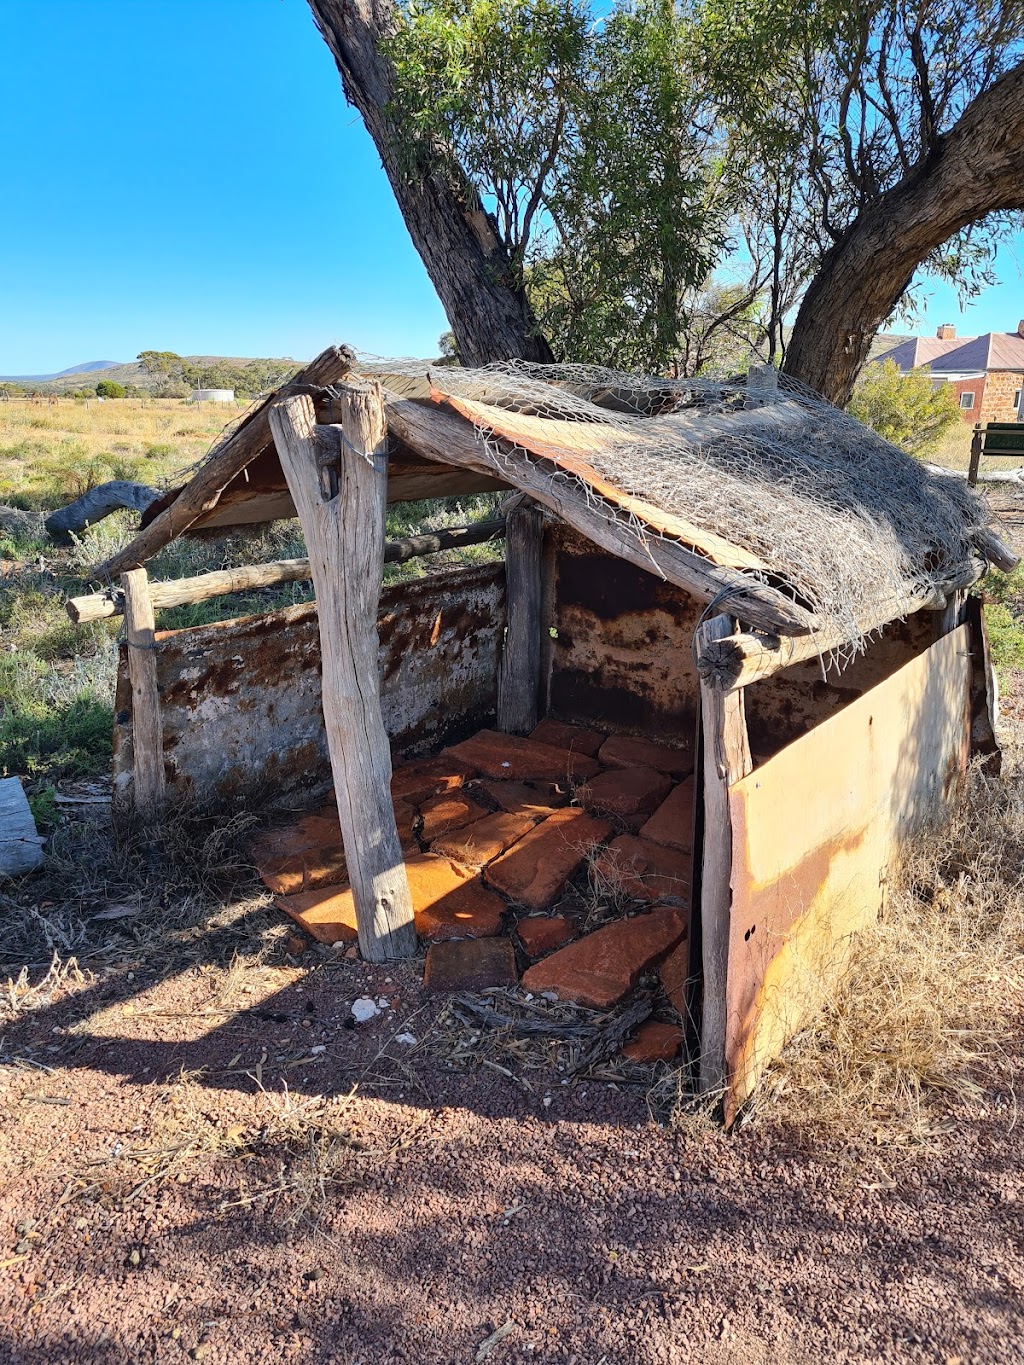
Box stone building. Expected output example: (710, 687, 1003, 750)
(874, 321, 1024, 424)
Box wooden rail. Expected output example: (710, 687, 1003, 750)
(66, 518, 506, 623)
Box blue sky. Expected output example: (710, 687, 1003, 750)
(0, 0, 1021, 374)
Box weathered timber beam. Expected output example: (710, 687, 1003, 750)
(121, 568, 166, 821)
(697, 614, 752, 1099)
(65, 518, 506, 623)
(92, 345, 355, 580)
(497, 500, 543, 734)
(973, 526, 1019, 573)
(385, 397, 817, 637)
(270, 390, 416, 963)
(696, 559, 987, 691)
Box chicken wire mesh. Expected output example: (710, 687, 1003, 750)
(362, 357, 991, 653)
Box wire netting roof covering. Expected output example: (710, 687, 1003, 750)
(365, 358, 991, 651)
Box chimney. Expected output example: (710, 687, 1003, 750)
(937, 323, 956, 340)
(1017, 319, 1024, 338)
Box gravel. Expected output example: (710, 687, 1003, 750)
(1, 949, 1022, 1363)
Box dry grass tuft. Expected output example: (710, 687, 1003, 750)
(751, 753, 1024, 1143)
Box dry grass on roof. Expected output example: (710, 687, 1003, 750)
(426, 361, 992, 650)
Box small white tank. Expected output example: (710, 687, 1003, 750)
(189, 388, 235, 403)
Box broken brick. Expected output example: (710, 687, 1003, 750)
(580, 767, 672, 826)
(597, 735, 693, 778)
(621, 1020, 684, 1063)
(431, 810, 537, 868)
(529, 719, 605, 758)
(659, 940, 689, 1017)
(423, 938, 518, 993)
(248, 806, 347, 896)
(486, 807, 613, 910)
(391, 754, 476, 806)
(403, 854, 506, 941)
(594, 835, 692, 905)
(638, 778, 695, 853)
(516, 914, 574, 959)
(475, 779, 568, 815)
(418, 791, 489, 844)
(520, 905, 687, 1009)
(275, 853, 505, 945)
(446, 730, 600, 783)
(274, 885, 359, 944)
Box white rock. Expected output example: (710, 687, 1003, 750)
(351, 997, 381, 1023)
(395, 1032, 417, 1046)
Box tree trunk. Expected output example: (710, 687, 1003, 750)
(306, 0, 554, 366)
(784, 60, 1024, 405)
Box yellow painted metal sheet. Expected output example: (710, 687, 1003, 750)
(724, 625, 972, 1121)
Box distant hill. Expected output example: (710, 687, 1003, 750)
(1, 354, 304, 396)
(0, 359, 123, 382)
(868, 332, 913, 362)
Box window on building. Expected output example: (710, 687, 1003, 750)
(960, 392, 975, 410)
(1014, 389, 1022, 410)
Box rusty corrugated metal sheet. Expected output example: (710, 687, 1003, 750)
(542, 524, 702, 744)
(743, 611, 938, 764)
(113, 563, 505, 806)
(723, 625, 973, 1122)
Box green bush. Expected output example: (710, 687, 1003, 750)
(95, 379, 126, 399)
(0, 652, 113, 781)
(849, 360, 963, 455)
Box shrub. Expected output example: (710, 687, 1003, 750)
(849, 359, 962, 455)
(95, 379, 126, 399)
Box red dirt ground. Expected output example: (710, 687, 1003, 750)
(1, 943, 1023, 1364)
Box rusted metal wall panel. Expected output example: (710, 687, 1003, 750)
(541, 523, 702, 743)
(723, 625, 972, 1122)
(113, 562, 505, 807)
(743, 611, 938, 764)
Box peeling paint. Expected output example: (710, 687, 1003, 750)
(542, 524, 701, 744)
(114, 563, 505, 807)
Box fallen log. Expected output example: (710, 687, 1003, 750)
(0, 506, 46, 540)
(924, 462, 1024, 485)
(44, 480, 159, 543)
(90, 345, 355, 581)
(66, 519, 506, 623)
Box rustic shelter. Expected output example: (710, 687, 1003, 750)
(69, 346, 1016, 1119)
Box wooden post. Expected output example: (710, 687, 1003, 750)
(696, 613, 752, 1096)
(121, 568, 166, 819)
(940, 588, 969, 637)
(967, 424, 984, 487)
(497, 500, 544, 735)
(269, 388, 415, 962)
(747, 362, 779, 392)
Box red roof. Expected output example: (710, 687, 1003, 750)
(875, 331, 1024, 374)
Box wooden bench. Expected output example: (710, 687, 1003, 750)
(968, 421, 1024, 486)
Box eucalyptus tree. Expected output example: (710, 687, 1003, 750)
(309, 0, 1024, 402)
(703, 0, 1024, 401)
(309, 0, 731, 372)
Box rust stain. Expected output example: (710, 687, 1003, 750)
(722, 625, 973, 1122)
(546, 526, 699, 743)
(115, 562, 507, 806)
